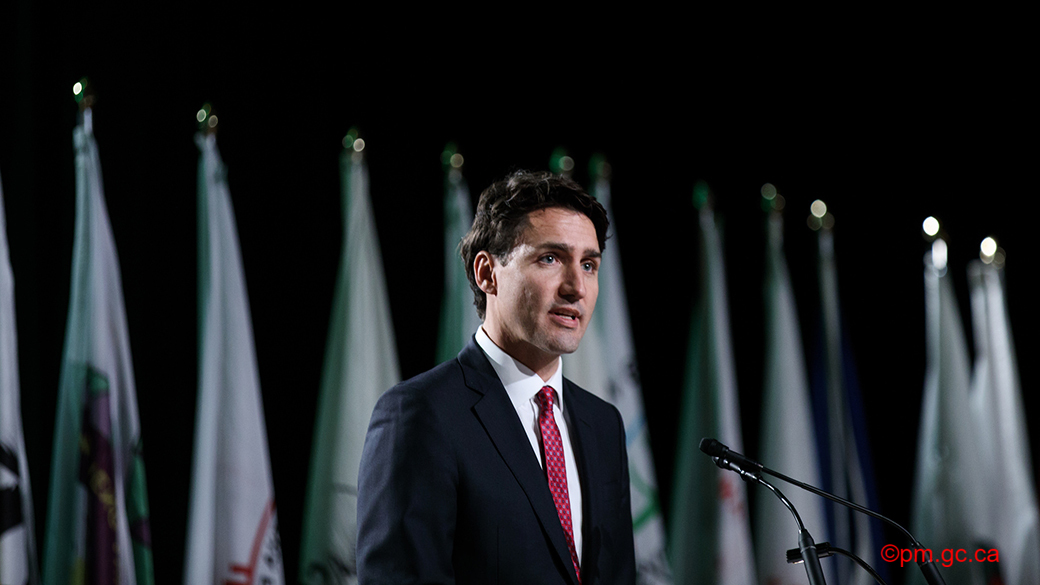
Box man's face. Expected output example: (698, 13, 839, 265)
(482, 206, 601, 371)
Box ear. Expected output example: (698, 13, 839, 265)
(474, 251, 496, 296)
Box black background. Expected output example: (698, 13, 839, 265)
(2, 4, 1037, 583)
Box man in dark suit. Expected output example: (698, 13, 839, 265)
(357, 171, 636, 584)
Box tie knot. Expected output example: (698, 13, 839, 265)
(537, 385, 555, 411)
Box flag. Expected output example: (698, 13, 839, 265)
(669, 198, 756, 585)
(184, 131, 284, 585)
(810, 227, 884, 585)
(967, 258, 1039, 585)
(1, 172, 39, 585)
(43, 109, 153, 585)
(566, 167, 672, 584)
(434, 160, 479, 364)
(909, 240, 987, 585)
(755, 211, 829, 585)
(299, 145, 400, 584)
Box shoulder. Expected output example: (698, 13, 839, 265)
(393, 358, 466, 395)
(373, 359, 466, 420)
(372, 348, 493, 426)
(383, 338, 493, 398)
(361, 360, 470, 485)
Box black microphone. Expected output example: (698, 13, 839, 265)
(699, 437, 763, 474)
(700, 437, 947, 585)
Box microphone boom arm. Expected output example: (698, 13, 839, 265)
(701, 437, 947, 585)
(713, 456, 828, 585)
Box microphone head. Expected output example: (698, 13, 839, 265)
(699, 437, 726, 457)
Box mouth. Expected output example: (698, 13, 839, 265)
(549, 307, 581, 327)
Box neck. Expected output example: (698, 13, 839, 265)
(480, 326, 560, 382)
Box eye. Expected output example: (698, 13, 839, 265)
(540, 254, 557, 264)
(582, 261, 598, 273)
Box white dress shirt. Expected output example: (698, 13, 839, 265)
(475, 327, 583, 564)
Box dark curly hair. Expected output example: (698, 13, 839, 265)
(459, 170, 609, 320)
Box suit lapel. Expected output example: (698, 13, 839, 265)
(459, 341, 581, 585)
(563, 379, 601, 581)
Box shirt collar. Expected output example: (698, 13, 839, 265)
(475, 326, 565, 407)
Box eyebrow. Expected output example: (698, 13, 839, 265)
(533, 242, 602, 259)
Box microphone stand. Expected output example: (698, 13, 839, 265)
(701, 438, 947, 585)
(713, 457, 827, 585)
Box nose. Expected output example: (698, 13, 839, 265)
(559, 262, 586, 301)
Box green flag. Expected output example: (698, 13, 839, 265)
(669, 200, 756, 585)
(300, 145, 400, 584)
(43, 108, 153, 585)
(435, 158, 478, 364)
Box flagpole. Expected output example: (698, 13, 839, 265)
(444, 142, 464, 193)
(197, 103, 218, 134)
(73, 77, 95, 135)
(549, 147, 574, 177)
(921, 216, 948, 271)
(978, 235, 1004, 267)
(807, 199, 834, 232)
(73, 77, 94, 111)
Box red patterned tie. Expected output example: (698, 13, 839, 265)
(537, 385, 581, 583)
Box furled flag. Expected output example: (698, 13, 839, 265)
(565, 160, 672, 584)
(1, 172, 39, 585)
(967, 255, 1039, 585)
(669, 185, 756, 585)
(755, 208, 830, 585)
(43, 108, 153, 585)
(184, 128, 284, 585)
(299, 137, 400, 584)
(810, 225, 885, 585)
(434, 147, 479, 364)
(909, 239, 988, 585)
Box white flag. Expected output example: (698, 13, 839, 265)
(43, 110, 153, 585)
(567, 173, 672, 584)
(1, 173, 39, 585)
(299, 148, 400, 584)
(184, 132, 284, 585)
(755, 211, 829, 585)
(968, 259, 1039, 585)
(669, 204, 757, 585)
(909, 241, 987, 585)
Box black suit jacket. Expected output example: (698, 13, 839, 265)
(356, 339, 636, 585)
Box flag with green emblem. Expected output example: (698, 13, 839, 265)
(43, 108, 153, 585)
(567, 158, 673, 584)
